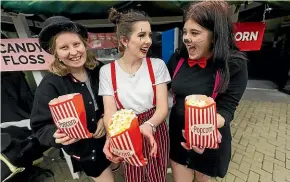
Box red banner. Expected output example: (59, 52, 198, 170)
(87, 32, 118, 49)
(233, 22, 266, 51)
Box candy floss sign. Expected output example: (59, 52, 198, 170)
(233, 22, 266, 51)
(1, 38, 53, 72)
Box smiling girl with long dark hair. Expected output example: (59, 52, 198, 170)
(167, 2, 248, 181)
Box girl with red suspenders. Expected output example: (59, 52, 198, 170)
(99, 8, 171, 182)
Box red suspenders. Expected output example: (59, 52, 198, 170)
(146, 58, 157, 106)
(110, 62, 124, 109)
(110, 58, 156, 109)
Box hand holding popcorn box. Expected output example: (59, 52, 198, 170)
(49, 93, 93, 139)
(108, 109, 147, 167)
(185, 95, 219, 149)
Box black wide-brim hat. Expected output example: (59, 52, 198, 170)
(38, 16, 88, 54)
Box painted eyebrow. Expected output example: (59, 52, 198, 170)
(138, 31, 152, 34)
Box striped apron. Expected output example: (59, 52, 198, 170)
(110, 58, 169, 182)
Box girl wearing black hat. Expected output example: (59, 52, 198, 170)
(167, 1, 248, 182)
(30, 16, 114, 181)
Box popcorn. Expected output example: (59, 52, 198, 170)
(186, 95, 214, 107)
(185, 95, 219, 149)
(49, 93, 93, 139)
(186, 99, 207, 107)
(108, 109, 136, 136)
(108, 109, 147, 167)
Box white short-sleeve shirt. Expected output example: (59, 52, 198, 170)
(98, 58, 171, 114)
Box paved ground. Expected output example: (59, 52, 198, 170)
(36, 89, 290, 182)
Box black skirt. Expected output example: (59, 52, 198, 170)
(168, 108, 232, 178)
(65, 136, 111, 178)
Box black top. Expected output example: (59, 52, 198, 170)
(30, 63, 104, 158)
(167, 52, 248, 128)
(167, 51, 248, 177)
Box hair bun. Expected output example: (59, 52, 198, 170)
(108, 8, 121, 24)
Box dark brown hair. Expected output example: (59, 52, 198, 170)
(179, 1, 247, 93)
(108, 8, 151, 54)
(48, 32, 98, 76)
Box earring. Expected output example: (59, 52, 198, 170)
(58, 58, 63, 63)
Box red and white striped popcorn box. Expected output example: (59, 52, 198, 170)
(48, 93, 93, 139)
(184, 95, 219, 149)
(109, 115, 147, 167)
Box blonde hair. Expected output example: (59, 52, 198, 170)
(48, 32, 99, 76)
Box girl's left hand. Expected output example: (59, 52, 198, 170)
(181, 130, 222, 154)
(93, 118, 106, 139)
(140, 124, 157, 158)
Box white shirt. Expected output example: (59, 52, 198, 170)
(98, 58, 171, 114)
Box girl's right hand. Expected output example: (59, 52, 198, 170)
(53, 129, 79, 145)
(103, 136, 122, 163)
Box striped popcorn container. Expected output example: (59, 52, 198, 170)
(109, 110, 147, 167)
(48, 93, 93, 139)
(185, 95, 219, 149)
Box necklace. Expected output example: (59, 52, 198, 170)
(121, 58, 137, 77)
